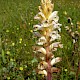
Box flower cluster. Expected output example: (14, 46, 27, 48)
(65, 18, 79, 44)
(33, 0, 63, 79)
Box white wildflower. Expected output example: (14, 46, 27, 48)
(50, 57, 61, 66)
(37, 36, 47, 45)
(38, 70, 47, 76)
(48, 11, 59, 23)
(37, 47, 46, 55)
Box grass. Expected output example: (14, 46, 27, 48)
(0, 0, 80, 80)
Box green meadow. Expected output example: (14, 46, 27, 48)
(0, 0, 80, 80)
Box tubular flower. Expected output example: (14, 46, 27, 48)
(33, 0, 62, 79)
(50, 57, 62, 66)
(38, 61, 48, 70)
(38, 70, 47, 76)
(37, 36, 47, 45)
(37, 47, 46, 55)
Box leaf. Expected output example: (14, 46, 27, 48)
(31, 58, 38, 63)
(69, 71, 75, 75)
(2, 49, 6, 64)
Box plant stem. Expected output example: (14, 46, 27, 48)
(46, 46, 52, 80)
(46, 64, 52, 80)
(76, 59, 80, 80)
(76, 34, 80, 80)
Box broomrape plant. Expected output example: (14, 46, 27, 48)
(65, 19, 80, 80)
(33, 0, 63, 80)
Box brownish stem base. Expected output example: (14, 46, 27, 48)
(76, 60, 80, 80)
(46, 46, 52, 80)
(46, 71, 52, 80)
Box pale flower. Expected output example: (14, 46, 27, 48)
(38, 70, 47, 76)
(52, 48, 57, 51)
(38, 61, 48, 70)
(53, 23, 62, 32)
(50, 31, 61, 42)
(34, 12, 46, 23)
(49, 42, 61, 50)
(33, 32, 42, 37)
(50, 34, 61, 42)
(40, 56, 45, 60)
(59, 44, 63, 48)
(37, 47, 46, 55)
(40, 0, 54, 19)
(37, 36, 47, 45)
(33, 24, 42, 31)
(49, 42, 63, 50)
(48, 11, 59, 23)
(41, 22, 52, 28)
(34, 11, 59, 23)
(50, 57, 61, 66)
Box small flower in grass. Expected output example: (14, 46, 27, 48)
(19, 38, 22, 43)
(7, 77, 10, 80)
(63, 11, 67, 15)
(19, 67, 23, 71)
(6, 29, 9, 33)
(30, 30, 33, 33)
(6, 51, 10, 55)
(64, 69, 68, 72)
(12, 42, 15, 46)
(17, 27, 19, 30)
(10, 58, 14, 61)
(24, 65, 27, 68)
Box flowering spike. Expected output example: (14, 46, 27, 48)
(33, 0, 62, 79)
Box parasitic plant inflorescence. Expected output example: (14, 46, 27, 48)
(33, 0, 63, 80)
(65, 18, 80, 80)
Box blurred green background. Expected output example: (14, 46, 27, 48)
(0, 0, 80, 80)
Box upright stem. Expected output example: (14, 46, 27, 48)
(76, 60, 80, 80)
(76, 34, 80, 80)
(46, 46, 52, 80)
(46, 64, 52, 80)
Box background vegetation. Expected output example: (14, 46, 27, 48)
(0, 0, 80, 80)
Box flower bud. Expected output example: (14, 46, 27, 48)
(34, 12, 46, 22)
